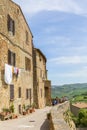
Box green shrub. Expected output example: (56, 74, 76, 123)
(78, 109, 87, 127)
(9, 104, 14, 113)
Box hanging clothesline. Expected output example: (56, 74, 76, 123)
(4, 64, 19, 85)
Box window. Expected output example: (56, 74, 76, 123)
(25, 57, 31, 71)
(41, 89, 43, 98)
(10, 84, 14, 100)
(7, 14, 15, 35)
(26, 89, 29, 99)
(42, 73, 46, 80)
(29, 89, 31, 99)
(8, 50, 16, 66)
(26, 31, 28, 44)
(18, 87, 21, 98)
(26, 89, 31, 99)
(18, 105, 21, 114)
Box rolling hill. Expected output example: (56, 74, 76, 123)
(51, 83, 87, 100)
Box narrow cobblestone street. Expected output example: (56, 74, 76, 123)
(0, 107, 51, 130)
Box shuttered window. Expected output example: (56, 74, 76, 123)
(18, 105, 21, 114)
(26, 31, 28, 44)
(10, 85, 14, 100)
(7, 14, 15, 35)
(41, 88, 43, 98)
(29, 89, 31, 99)
(25, 57, 31, 71)
(26, 89, 31, 99)
(8, 50, 16, 66)
(18, 87, 21, 98)
(26, 89, 29, 99)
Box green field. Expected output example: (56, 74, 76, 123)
(51, 83, 87, 102)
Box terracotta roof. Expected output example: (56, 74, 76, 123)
(72, 102, 87, 108)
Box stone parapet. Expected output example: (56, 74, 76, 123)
(49, 101, 76, 130)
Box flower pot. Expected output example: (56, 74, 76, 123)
(23, 111, 26, 115)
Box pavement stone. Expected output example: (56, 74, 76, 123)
(0, 106, 52, 130)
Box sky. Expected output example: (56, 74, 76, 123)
(13, 0, 87, 85)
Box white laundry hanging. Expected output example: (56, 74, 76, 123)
(4, 64, 12, 84)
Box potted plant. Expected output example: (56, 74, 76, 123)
(31, 103, 36, 112)
(2, 108, 10, 115)
(12, 114, 18, 119)
(25, 105, 31, 114)
(1, 108, 12, 120)
(22, 104, 26, 115)
(9, 104, 14, 113)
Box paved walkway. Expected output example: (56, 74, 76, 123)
(0, 107, 52, 130)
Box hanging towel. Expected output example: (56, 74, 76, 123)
(5, 64, 12, 84)
(14, 67, 19, 77)
(17, 68, 19, 75)
(14, 67, 17, 74)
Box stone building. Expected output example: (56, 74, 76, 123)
(0, 0, 33, 114)
(0, 0, 51, 114)
(70, 102, 87, 117)
(33, 48, 51, 108)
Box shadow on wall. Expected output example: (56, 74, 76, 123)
(77, 128, 87, 130)
(40, 119, 50, 130)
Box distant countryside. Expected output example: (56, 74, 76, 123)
(51, 83, 87, 103)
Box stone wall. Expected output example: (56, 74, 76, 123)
(0, 0, 33, 53)
(0, 0, 51, 114)
(70, 104, 80, 117)
(77, 128, 87, 130)
(0, 0, 33, 114)
(44, 80, 51, 106)
(33, 48, 47, 108)
(49, 101, 76, 130)
(0, 33, 33, 114)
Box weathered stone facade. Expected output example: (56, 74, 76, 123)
(0, 0, 51, 114)
(70, 103, 87, 117)
(49, 101, 76, 130)
(44, 80, 52, 106)
(33, 48, 51, 108)
(0, 0, 33, 114)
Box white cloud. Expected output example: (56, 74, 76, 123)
(41, 36, 71, 46)
(13, 0, 86, 16)
(52, 65, 87, 78)
(48, 65, 87, 85)
(48, 56, 87, 64)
